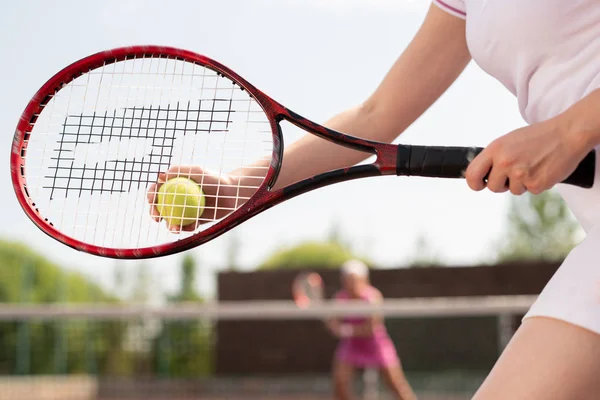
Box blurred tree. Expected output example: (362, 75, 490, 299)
(496, 191, 582, 262)
(0, 240, 110, 304)
(259, 241, 369, 269)
(152, 253, 211, 376)
(0, 239, 132, 376)
(406, 233, 443, 267)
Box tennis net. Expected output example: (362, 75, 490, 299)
(0, 295, 535, 400)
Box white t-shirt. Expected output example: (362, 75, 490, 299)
(433, 0, 600, 231)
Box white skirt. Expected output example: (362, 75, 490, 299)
(523, 222, 600, 335)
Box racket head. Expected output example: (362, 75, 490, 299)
(11, 46, 284, 258)
(292, 272, 325, 308)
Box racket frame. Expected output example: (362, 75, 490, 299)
(11, 46, 396, 258)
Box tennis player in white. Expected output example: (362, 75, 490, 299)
(151, 1, 600, 397)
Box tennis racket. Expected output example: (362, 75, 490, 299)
(292, 272, 325, 309)
(11, 46, 596, 259)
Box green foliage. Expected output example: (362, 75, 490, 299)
(152, 320, 213, 377)
(0, 240, 111, 304)
(152, 253, 212, 376)
(496, 191, 582, 262)
(0, 239, 133, 376)
(259, 241, 368, 269)
(0, 241, 216, 378)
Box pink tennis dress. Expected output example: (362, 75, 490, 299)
(334, 287, 400, 368)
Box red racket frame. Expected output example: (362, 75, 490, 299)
(11, 46, 396, 258)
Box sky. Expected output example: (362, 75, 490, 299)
(0, 0, 529, 300)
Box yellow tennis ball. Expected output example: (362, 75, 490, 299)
(156, 177, 205, 227)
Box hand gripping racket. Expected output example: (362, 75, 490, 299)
(11, 46, 596, 259)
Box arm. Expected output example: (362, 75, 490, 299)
(150, 5, 471, 228)
(326, 289, 385, 339)
(258, 4, 471, 190)
(348, 289, 385, 338)
(465, 88, 600, 195)
(559, 88, 600, 150)
(325, 291, 344, 337)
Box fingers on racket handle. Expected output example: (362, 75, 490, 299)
(396, 145, 596, 188)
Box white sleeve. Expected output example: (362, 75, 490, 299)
(432, 0, 466, 19)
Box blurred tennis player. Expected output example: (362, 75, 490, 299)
(326, 260, 416, 400)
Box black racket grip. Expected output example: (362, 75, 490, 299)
(396, 145, 596, 189)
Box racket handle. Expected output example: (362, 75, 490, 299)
(396, 145, 596, 189)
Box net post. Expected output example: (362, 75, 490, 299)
(84, 280, 98, 375)
(363, 368, 379, 400)
(496, 313, 515, 354)
(54, 274, 68, 374)
(16, 258, 33, 375)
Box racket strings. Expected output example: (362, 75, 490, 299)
(44, 100, 260, 199)
(24, 55, 274, 249)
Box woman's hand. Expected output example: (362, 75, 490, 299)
(327, 319, 355, 338)
(326, 319, 341, 336)
(147, 165, 247, 232)
(465, 118, 592, 195)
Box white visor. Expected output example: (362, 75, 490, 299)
(341, 259, 368, 278)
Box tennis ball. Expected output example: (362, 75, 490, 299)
(156, 177, 205, 227)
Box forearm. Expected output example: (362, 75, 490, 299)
(348, 321, 377, 337)
(329, 318, 381, 338)
(228, 107, 371, 198)
(232, 96, 401, 194)
(272, 104, 389, 190)
(234, 5, 470, 192)
(273, 10, 470, 190)
(558, 88, 600, 151)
